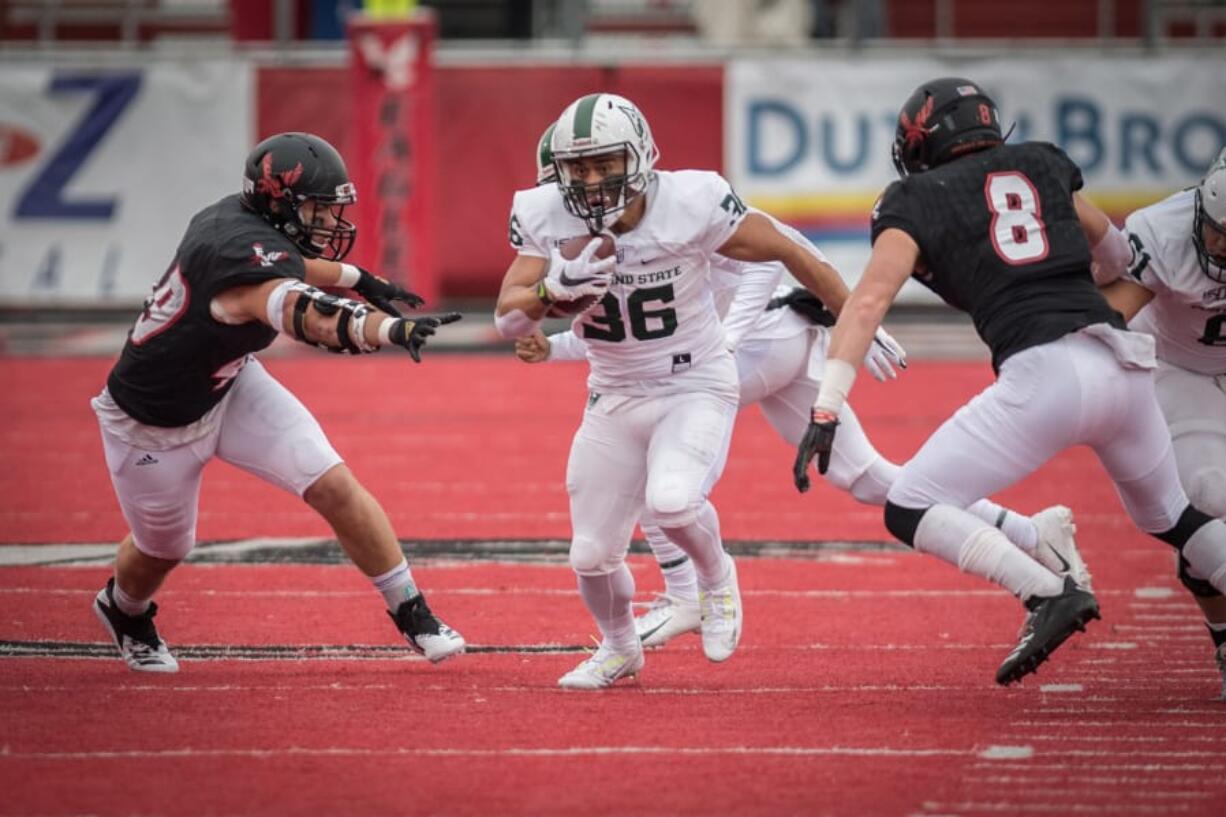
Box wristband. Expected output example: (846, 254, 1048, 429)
(378, 317, 396, 346)
(536, 279, 554, 305)
(814, 358, 856, 416)
(338, 263, 362, 288)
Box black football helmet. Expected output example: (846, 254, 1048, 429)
(241, 132, 357, 261)
(892, 77, 1003, 177)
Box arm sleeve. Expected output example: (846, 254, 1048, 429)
(546, 329, 588, 362)
(717, 258, 783, 350)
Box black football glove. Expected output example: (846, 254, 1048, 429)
(353, 268, 425, 317)
(388, 312, 462, 363)
(766, 288, 836, 328)
(793, 409, 840, 492)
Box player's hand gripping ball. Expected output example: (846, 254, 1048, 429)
(545, 234, 616, 317)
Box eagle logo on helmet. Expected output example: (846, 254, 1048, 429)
(900, 94, 936, 152)
(256, 153, 304, 200)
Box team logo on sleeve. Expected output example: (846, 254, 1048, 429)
(251, 243, 289, 267)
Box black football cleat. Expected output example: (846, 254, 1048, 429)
(387, 593, 465, 663)
(996, 576, 1100, 686)
(94, 577, 179, 673)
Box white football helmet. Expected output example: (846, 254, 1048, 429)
(550, 93, 660, 232)
(1194, 146, 1226, 282)
(535, 122, 558, 186)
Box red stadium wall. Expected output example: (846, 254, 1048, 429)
(257, 63, 724, 299)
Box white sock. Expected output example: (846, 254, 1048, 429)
(915, 505, 1064, 600)
(577, 564, 638, 652)
(371, 558, 419, 613)
(111, 578, 150, 616)
(659, 501, 730, 588)
(643, 524, 699, 602)
(967, 499, 1039, 555)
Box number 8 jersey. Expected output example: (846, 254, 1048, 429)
(509, 170, 748, 393)
(871, 141, 1122, 373)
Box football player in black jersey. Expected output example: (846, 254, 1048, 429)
(91, 132, 466, 672)
(795, 78, 1226, 688)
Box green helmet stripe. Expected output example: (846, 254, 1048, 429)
(571, 94, 602, 140)
(538, 123, 556, 168)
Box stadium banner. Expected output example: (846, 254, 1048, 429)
(348, 14, 439, 306)
(0, 60, 252, 306)
(728, 56, 1226, 300)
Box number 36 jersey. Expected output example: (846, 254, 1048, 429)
(509, 170, 748, 393)
(1124, 189, 1226, 376)
(872, 141, 1122, 373)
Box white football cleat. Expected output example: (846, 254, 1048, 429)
(634, 593, 701, 648)
(1032, 505, 1093, 590)
(558, 643, 644, 690)
(698, 559, 742, 663)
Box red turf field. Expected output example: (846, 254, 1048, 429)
(1, 355, 1223, 816)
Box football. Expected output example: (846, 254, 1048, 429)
(546, 234, 615, 317)
(559, 233, 616, 261)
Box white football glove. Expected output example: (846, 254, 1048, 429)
(864, 326, 908, 382)
(542, 238, 616, 302)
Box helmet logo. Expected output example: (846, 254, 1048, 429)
(900, 94, 936, 152)
(257, 153, 304, 200)
(617, 105, 645, 138)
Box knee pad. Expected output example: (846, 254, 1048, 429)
(646, 479, 700, 529)
(1178, 554, 1225, 599)
(883, 501, 928, 547)
(1187, 467, 1226, 518)
(569, 536, 620, 576)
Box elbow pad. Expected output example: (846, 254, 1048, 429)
(494, 308, 541, 340)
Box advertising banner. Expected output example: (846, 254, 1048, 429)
(728, 56, 1226, 300)
(348, 15, 439, 305)
(0, 60, 252, 306)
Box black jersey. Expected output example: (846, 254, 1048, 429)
(107, 194, 307, 427)
(872, 141, 1124, 371)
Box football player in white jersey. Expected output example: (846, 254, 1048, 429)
(495, 93, 855, 689)
(1096, 147, 1226, 698)
(514, 119, 1091, 656)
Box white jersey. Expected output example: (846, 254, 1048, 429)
(510, 170, 748, 393)
(1125, 189, 1226, 375)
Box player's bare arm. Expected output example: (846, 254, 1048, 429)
(1099, 276, 1155, 322)
(494, 254, 552, 338)
(791, 228, 918, 489)
(495, 242, 615, 339)
(716, 211, 850, 315)
(826, 228, 918, 370)
(1075, 193, 1133, 284)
